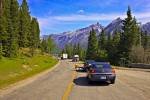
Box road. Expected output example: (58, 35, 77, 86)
(0, 60, 150, 100)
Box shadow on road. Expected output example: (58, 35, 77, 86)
(73, 77, 110, 86)
(76, 69, 86, 73)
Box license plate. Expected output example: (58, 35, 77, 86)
(100, 76, 106, 79)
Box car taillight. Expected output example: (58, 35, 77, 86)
(112, 68, 115, 74)
(91, 69, 96, 73)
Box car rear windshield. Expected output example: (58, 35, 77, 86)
(94, 64, 111, 69)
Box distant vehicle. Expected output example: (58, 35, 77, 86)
(61, 53, 68, 60)
(87, 62, 116, 84)
(72, 55, 79, 62)
(83, 60, 95, 71)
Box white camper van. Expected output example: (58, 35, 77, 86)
(61, 53, 68, 60)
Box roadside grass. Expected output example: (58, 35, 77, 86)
(0, 54, 58, 89)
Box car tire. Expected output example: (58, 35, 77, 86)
(110, 79, 115, 84)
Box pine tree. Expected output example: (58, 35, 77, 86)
(131, 17, 141, 46)
(141, 31, 150, 49)
(118, 6, 140, 65)
(0, 0, 40, 58)
(47, 36, 55, 54)
(86, 28, 98, 60)
(98, 29, 107, 50)
(41, 39, 47, 54)
(73, 44, 77, 55)
(19, 0, 31, 47)
(29, 17, 40, 56)
(0, 0, 3, 58)
(35, 18, 40, 48)
(9, 0, 19, 57)
(105, 34, 113, 61)
(64, 44, 74, 58)
(108, 31, 120, 64)
(29, 18, 36, 56)
(1, 0, 11, 57)
(76, 43, 82, 60)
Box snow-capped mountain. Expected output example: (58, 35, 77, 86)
(49, 22, 103, 48)
(43, 18, 150, 48)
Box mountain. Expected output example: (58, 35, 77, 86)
(104, 17, 123, 36)
(49, 23, 103, 48)
(44, 18, 150, 48)
(141, 22, 150, 35)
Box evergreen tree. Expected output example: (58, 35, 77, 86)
(29, 17, 40, 56)
(77, 43, 81, 60)
(76, 44, 85, 61)
(107, 31, 120, 64)
(73, 44, 77, 55)
(47, 36, 55, 54)
(29, 18, 36, 56)
(41, 39, 47, 54)
(9, 0, 19, 57)
(141, 31, 150, 49)
(65, 44, 73, 58)
(19, 0, 31, 47)
(96, 29, 108, 61)
(98, 29, 107, 50)
(35, 18, 40, 48)
(118, 6, 140, 65)
(1, 0, 11, 57)
(131, 17, 141, 46)
(105, 34, 113, 61)
(0, 0, 40, 58)
(86, 28, 98, 60)
(0, 0, 4, 58)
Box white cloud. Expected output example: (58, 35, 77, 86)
(38, 11, 150, 34)
(134, 12, 150, 23)
(53, 13, 125, 21)
(50, 12, 150, 23)
(77, 10, 85, 14)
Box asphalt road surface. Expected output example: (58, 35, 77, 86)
(0, 60, 150, 100)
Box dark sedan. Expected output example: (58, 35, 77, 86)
(83, 60, 95, 71)
(87, 62, 116, 84)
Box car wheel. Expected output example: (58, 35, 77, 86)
(110, 79, 115, 84)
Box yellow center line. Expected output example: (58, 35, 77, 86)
(62, 67, 77, 100)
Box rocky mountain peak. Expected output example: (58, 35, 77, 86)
(104, 17, 123, 36)
(44, 18, 150, 48)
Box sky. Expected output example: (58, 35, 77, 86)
(18, 0, 150, 35)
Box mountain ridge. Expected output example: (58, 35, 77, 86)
(43, 18, 150, 48)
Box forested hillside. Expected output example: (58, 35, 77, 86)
(86, 7, 150, 65)
(0, 0, 40, 58)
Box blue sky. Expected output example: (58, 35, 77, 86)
(18, 0, 150, 35)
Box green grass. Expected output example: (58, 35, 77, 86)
(0, 55, 58, 89)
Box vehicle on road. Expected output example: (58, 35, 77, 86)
(87, 62, 116, 84)
(61, 53, 68, 60)
(83, 60, 95, 71)
(72, 55, 79, 62)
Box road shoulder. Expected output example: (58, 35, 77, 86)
(0, 61, 60, 96)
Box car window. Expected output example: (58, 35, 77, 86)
(95, 64, 111, 69)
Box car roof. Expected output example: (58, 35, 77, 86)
(86, 60, 95, 63)
(91, 62, 110, 65)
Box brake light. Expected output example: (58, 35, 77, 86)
(112, 68, 115, 74)
(91, 69, 96, 73)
